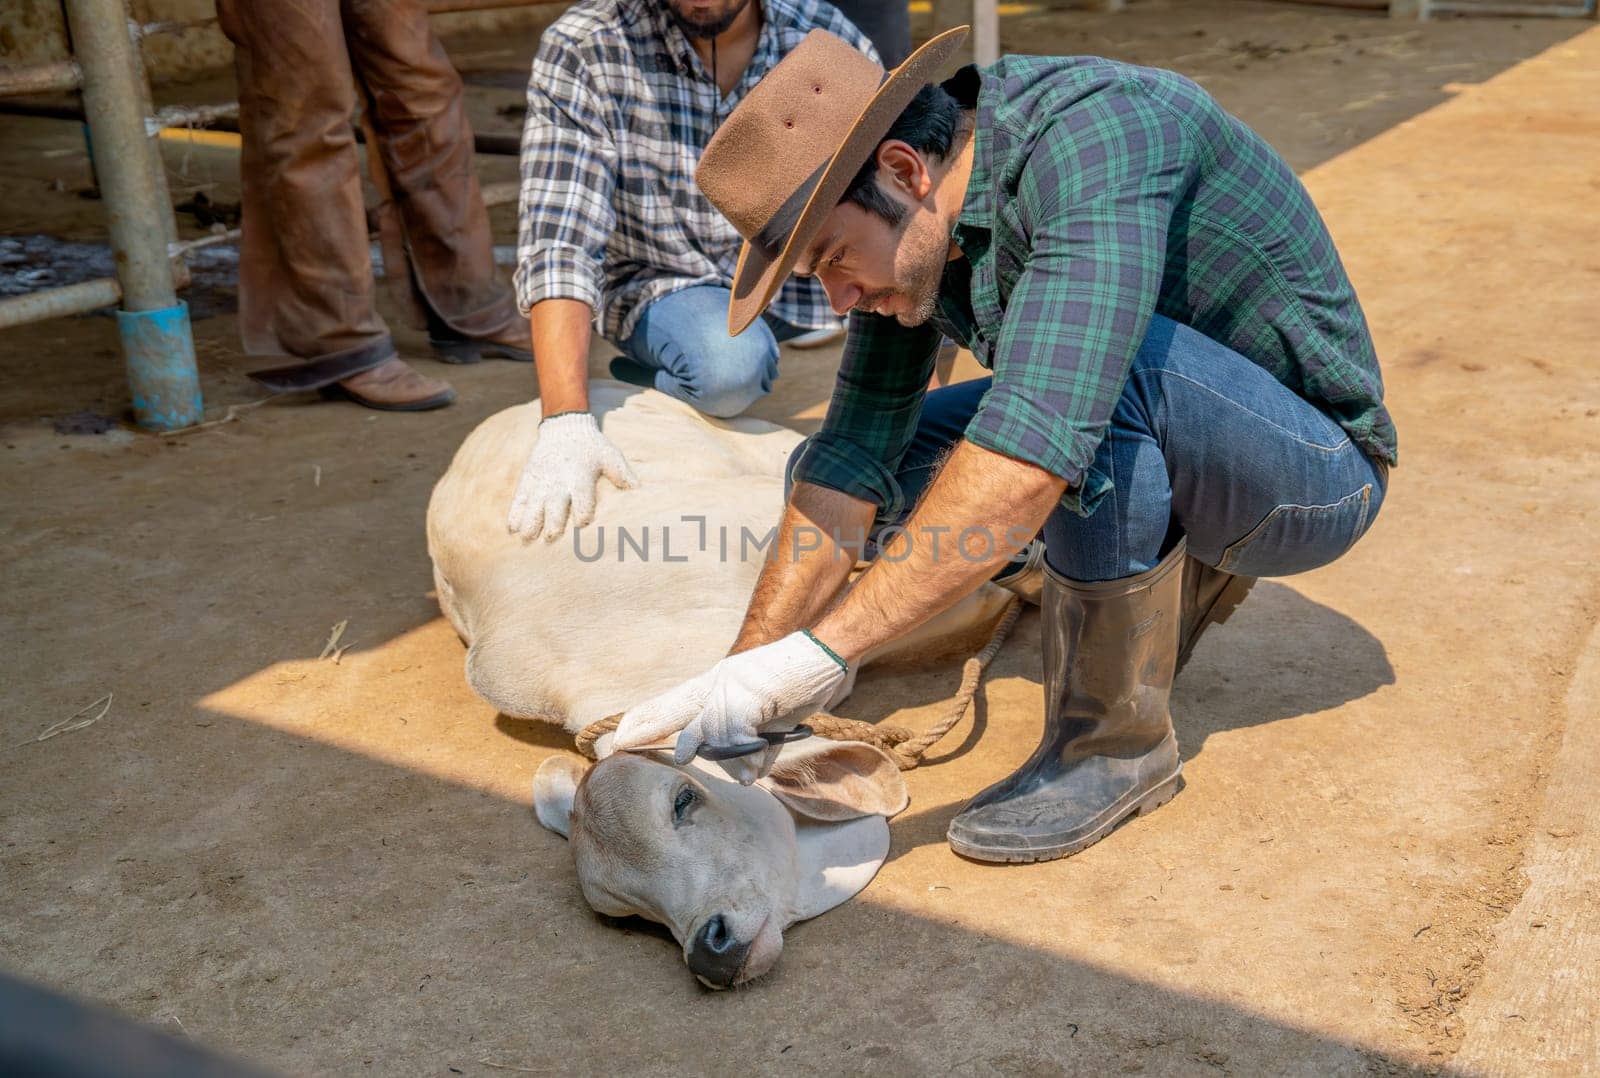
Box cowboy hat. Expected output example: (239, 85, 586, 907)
(696, 25, 971, 335)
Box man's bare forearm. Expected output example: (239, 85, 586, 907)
(812, 441, 1066, 663)
(530, 298, 594, 416)
(730, 481, 875, 653)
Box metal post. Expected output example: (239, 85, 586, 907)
(971, 0, 999, 66)
(930, 0, 970, 62)
(61, 0, 202, 431)
(121, 10, 184, 266)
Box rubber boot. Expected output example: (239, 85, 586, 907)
(992, 540, 1045, 606)
(1178, 556, 1255, 674)
(947, 540, 1187, 863)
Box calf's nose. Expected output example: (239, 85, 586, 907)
(686, 914, 750, 988)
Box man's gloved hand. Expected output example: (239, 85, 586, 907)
(606, 668, 715, 753)
(613, 631, 849, 783)
(507, 412, 638, 542)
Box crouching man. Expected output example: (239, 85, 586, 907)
(506, 0, 880, 541)
(614, 28, 1397, 863)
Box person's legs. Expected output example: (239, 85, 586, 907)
(951, 313, 1388, 863)
(218, 0, 454, 408)
(342, 0, 523, 353)
(790, 313, 1386, 583)
(1040, 314, 1387, 583)
(219, 0, 386, 363)
(619, 286, 781, 418)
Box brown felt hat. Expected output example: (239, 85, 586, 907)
(696, 26, 971, 336)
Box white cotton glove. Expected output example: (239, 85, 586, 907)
(609, 668, 717, 753)
(613, 632, 849, 784)
(507, 412, 638, 542)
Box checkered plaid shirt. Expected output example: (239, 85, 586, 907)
(793, 58, 1398, 517)
(513, 0, 875, 341)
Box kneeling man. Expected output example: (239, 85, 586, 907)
(615, 28, 1397, 863)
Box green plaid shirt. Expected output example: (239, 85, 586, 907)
(791, 58, 1397, 516)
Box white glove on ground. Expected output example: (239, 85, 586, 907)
(507, 412, 638, 542)
(613, 632, 849, 783)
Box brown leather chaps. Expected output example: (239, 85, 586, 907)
(218, 0, 518, 390)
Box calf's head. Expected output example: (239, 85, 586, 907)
(534, 739, 908, 988)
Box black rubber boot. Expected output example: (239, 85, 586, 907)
(947, 540, 1188, 864)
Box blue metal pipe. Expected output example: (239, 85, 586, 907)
(118, 302, 203, 430)
(64, 0, 203, 431)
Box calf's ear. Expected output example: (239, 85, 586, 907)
(533, 755, 589, 838)
(760, 740, 910, 822)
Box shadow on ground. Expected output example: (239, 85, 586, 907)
(3, 676, 1422, 1075)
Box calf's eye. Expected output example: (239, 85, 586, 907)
(672, 785, 696, 824)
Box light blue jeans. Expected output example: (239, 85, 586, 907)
(617, 285, 808, 418)
(799, 314, 1388, 583)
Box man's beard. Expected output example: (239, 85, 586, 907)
(896, 280, 942, 327)
(666, 0, 750, 40)
(856, 217, 948, 327)
(854, 280, 939, 327)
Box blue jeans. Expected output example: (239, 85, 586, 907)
(804, 315, 1388, 583)
(618, 285, 807, 418)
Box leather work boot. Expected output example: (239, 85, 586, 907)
(947, 541, 1188, 863)
(1178, 555, 1255, 674)
(320, 357, 456, 412)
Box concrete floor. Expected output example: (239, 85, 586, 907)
(2, 2, 1598, 1074)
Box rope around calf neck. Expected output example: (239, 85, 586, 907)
(574, 594, 1023, 770)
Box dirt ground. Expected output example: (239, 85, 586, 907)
(3, 1, 1598, 1074)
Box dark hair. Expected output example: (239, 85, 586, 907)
(840, 82, 965, 226)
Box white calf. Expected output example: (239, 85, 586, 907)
(427, 383, 1010, 986)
